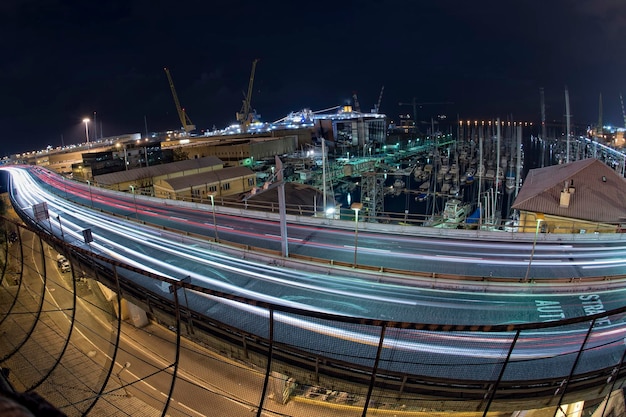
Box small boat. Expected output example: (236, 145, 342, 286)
(442, 198, 471, 221)
(436, 198, 472, 228)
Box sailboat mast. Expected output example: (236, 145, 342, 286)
(516, 125, 522, 197)
(322, 139, 327, 212)
(478, 127, 483, 227)
(540, 87, 547, 141)
(494, 117, 501, 224)
(565, 86, 571, 163)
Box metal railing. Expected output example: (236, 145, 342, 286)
(1, 216, 625, 417)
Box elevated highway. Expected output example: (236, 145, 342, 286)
(3, 165, 626, 414)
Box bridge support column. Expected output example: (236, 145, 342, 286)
(95, 281, 148, 327)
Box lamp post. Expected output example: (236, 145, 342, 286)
(129, 185, 139, 220)
(86, 180, 93, 208)
(116, 142, 129, 170)
(524, 213, 545, 282)
(351, 202, 363, 267)
(209, 194, 219, 242)
(82, 118, 90, 147)
(57, 215, 65, 241)
(116, 362, 132, 397)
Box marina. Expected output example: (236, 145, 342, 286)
(267, 114, 626, 231)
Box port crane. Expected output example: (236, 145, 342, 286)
(236, 59, 260, 133)
(164, 67, 195, 135)
(372, 85, 384, 113)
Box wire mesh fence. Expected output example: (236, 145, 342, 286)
(1, 217, 625, 417)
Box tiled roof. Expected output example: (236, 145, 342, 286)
(160, 166, 255, 191)
(511, 158, 626, 223)
(94, 156, 223, 185)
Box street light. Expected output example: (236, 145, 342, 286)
(86, 180, 93, 208)
(56, 215, 65, 241)
(209, 194, 219, 242)
(82, 118, 90, 146)
(129, 185, 139, 220)
(116, 142, 128, 170)
(524, 213, 545, 282)
(115, 362, 132, 397)
(351, 202, 363, 267)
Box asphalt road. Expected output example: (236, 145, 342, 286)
(5, 166, 626, 384)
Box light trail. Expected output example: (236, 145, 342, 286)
(5, 165, 626, 382)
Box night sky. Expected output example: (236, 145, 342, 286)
(2, 0, 625, 156)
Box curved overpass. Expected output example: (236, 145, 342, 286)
(3, 165, 626, 414)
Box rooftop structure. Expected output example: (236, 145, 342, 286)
(512, 158, 626, 233)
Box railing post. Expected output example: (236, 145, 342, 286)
(162, 281, 184, 417)
(362, 323, 386, 417)
(256, 308, 274, 417)
(481, 329, 521, 416)
(552, 318, 597, 417)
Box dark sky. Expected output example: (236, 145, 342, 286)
(1, 0, 625, 155)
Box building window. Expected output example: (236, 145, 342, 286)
(208, 185, 217, 193)
(221, 183, 230, 191)
(248, 178, 255, 186)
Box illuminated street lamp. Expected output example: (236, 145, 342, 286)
(82, 118, 90, 146)
(350, 202, 363, 267)
(116, 142, 129, 170)
(209, 194, 219, 242)
(524, 213, 545, 282)
(129, 185, 139, 220)
(86, 180, 93, 208)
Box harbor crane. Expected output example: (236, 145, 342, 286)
(236, 59, 260, 133)
(398, 97, 453, 133)
(372, 85, 384, 113)
(164, 67, 195, 135)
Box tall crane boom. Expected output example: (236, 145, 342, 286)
(237, 59, 260, 132)
(164, 67, 195, 135)
(373, 85, 385, 113)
